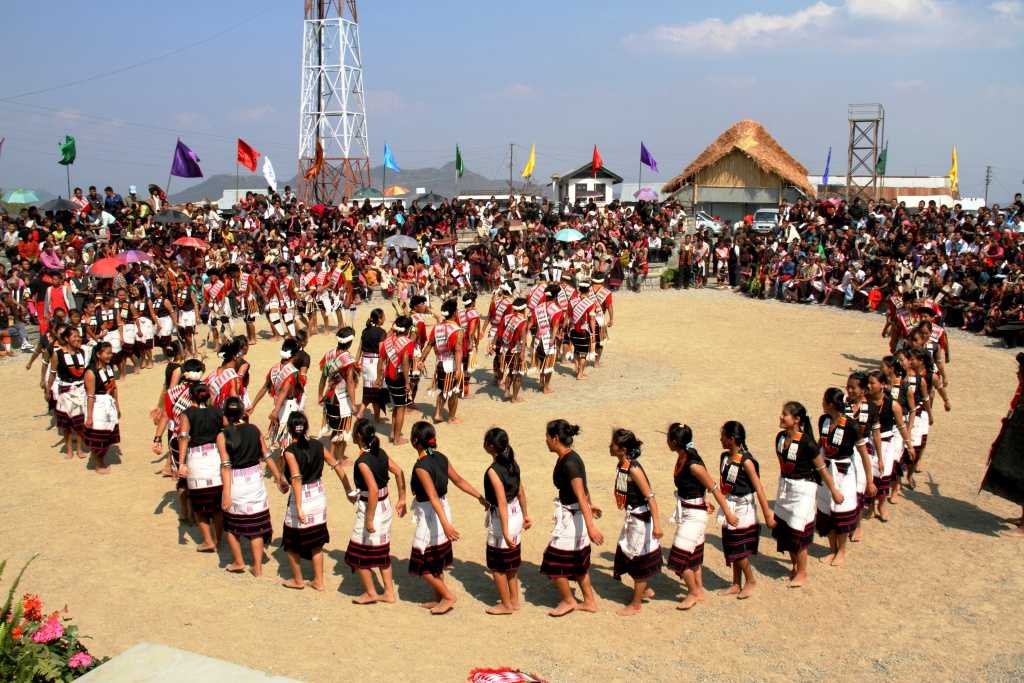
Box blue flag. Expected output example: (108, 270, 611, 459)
(383, 143, 400, 172)
(821, 146, 832, 187)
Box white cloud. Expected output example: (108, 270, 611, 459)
(626, 2, 838, 53)
(847, 0, 943, 21)
(233, 105, 275, 122)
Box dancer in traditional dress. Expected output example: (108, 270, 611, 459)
(665, 423, 733, 610)
(496, 299, 529, 403)
(482, 427, 531, 615)
(49, 327, 88, 460)
(377, 316, 414, 445)
(865, 371, 913, 522)
(177, 382, 224, 553)
(280, 411, 348, 591)
(249, 338, 302, 450)
(318, 327, 358, 455)
(83, 341, 120, 475)
(815, 388, 869, 567)
(218, 396, 287, 577)
(981, 352, 1024, 535)
(407, 421, 487, 615)
(772, 402, 841, 587)
(718, 421, 774, 599)
(420, 300, 465, 424)
(540, 419, 603, 617)
(356, 308, 388, 423)
(609, 429, 662, 616)
(844, 372, 880, 542)
(344, 418, 409, 604)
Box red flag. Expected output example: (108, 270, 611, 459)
(592, 144, 603, 177)
(236, 138, 260, 172)
(304, 140, 324, 180)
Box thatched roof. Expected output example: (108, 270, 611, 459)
(661, 120, 815, 197)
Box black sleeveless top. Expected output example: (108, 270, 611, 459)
(224, 423, 263, 469)
(355, 448, 390, 491)
(57, 350, 88, 382)
(775, 430, 819, 480)
(719, 451, 759, 497)
(674, 451, 707, 499)
(412, 450, 449, 501)
(484, 460, 520, 505)
(553, 450, 588, 505)
(614, 460, 649, 509)
(184, 406, 223, 447)
(285, 439, 325, 485)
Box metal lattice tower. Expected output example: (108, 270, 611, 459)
(297, 0, 371, 205)
(846, 103, 885, 205)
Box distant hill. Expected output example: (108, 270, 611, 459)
(168, 161, 538, 204)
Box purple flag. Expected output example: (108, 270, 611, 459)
(170, 139, 203, 178)
(640, 141, 658, 172)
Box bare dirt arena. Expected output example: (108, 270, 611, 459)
(3, 288, 1023, 682)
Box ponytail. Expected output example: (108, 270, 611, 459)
(484, 427, 518, 477)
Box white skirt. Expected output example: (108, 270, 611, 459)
(774, 477, 818, 531)
(228, 464, 269, 515)
(351, 494, 393, 546)
(548, 500, 591, 552)
(186, 443, 222, 490)
(670, 495, 707, 553)
(285, 480, 327, 529)
(485, 497, 524, 549)
(412, 497, 451, 552)
(617, 504, 660, 560)
(91, 393, 118, 432)
(816, 459, 858, 514)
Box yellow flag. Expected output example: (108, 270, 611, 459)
(948, 145, 959, 194)
(520, 143, 536, 178)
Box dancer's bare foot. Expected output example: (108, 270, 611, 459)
(677, 594, 700, 610)
(737, 582, 757, 599)
(485, 604, 514, 615)
(548, 601, 576, 617)
(720, 584, 741, 595)
(280, 579, 305, 590)
(430, 597, 455, 615)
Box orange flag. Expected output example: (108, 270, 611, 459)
(304, 140, 324, 180)
(592, 144, 603, 177)
(236, 138, 260, 172)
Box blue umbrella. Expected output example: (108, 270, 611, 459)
(3, 188, 39, 204)
(554, 228, 584, 242)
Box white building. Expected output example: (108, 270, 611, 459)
(551, 162, 623, 206)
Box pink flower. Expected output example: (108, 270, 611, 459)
(31, 615, 64, 643)
(68, 652, 94, 669)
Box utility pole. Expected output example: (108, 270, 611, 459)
(984, 165, 993, 205)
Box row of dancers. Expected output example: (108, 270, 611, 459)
(160, 346, 940, 615)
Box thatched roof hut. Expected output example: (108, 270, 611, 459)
(662, 120, 815, 199)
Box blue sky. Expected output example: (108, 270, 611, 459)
(1, 0, 1022, 199)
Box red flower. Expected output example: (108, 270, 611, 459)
(22, 594, 43, 622)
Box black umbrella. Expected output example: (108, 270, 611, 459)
(42, 197, 78, 212)
(153, 209, 192, 225)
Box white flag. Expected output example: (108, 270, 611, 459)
(262, 155, 277, 192)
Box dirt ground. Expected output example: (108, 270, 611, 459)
(2, 288, 1023, 682)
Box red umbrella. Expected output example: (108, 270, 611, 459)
(88, 257, 125, 278)
(173, 236, 209, 250)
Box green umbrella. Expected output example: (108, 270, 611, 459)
(3, 189, 39, 204)
(353, 187, 383, 199)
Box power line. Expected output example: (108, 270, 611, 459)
(1, 8, 275, 101)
